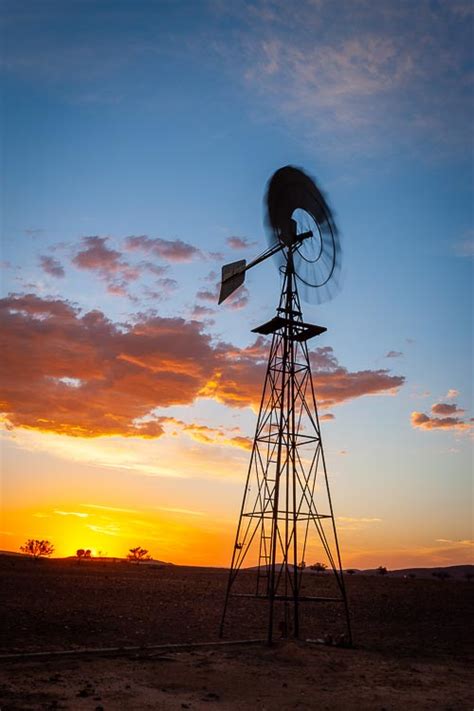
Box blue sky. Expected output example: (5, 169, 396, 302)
(1, 0, 472, 566)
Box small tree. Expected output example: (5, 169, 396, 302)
(376, 565, 388, 575)
(310, 562, 327, 573)
(76, 549, 92, 561)
(346, 569, 356, 575)
(127, 546, 150, 563)
(20, 539, 54, 560)
(298, 561, 306, 571)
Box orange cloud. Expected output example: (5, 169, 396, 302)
(411, 409, 472, 431)
(1, 294, 405, 439)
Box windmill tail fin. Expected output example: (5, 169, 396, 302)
(218, 260, 246, 304)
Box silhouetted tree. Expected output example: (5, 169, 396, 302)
(432, 570, 450, 580)
(127, 546, 150, 563)
(20, 539, 54, 560)
(298, 561, 306, 570)
(376, 565, 388, 575)
(310, 562, 327, 573)
(76, 549, 92, 561)
(346, 569, 356, 575)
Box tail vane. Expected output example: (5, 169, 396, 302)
(218, 259, 246, 304)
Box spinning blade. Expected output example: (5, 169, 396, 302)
(265, 165, 342, 304)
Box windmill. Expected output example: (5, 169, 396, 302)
(218, 166, 351, 645)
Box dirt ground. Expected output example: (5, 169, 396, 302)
(1, 557, 473, 709)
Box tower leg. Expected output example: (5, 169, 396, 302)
(219, 258, 351, 645)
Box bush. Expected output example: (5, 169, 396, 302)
(20, 539, 54, 560)
(127, 546, 151, 563)
(309, 562, 327, 573)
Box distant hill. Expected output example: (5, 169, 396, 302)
(360, 565, 474, 580)
(245, 563, 473, 580)
(0, 551, 174, 566)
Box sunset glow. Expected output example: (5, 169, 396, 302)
(1, 1, 472, 570)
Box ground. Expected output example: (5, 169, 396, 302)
(1, 557, 472, 709)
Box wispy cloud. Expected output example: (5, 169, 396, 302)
(81, 504, 139, 514)
(216, 1, 473, 157)
(435, 538, 473, 546)
(338, 517, 382, 523)
(54, 510, 88, 518)
(155, 506, 204, 517)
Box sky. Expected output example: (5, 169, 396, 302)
(1, 0, 472, 569)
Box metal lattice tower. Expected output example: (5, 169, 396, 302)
(219, 251, 351, 644)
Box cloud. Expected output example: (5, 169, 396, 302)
(54, 510, 88, 518)
(431, 402, 465, 416)
(205, 341, 405, 410)
(178, 421, 252, 451)
(1, 294, 405, 438)
(320, 413, 335, 421)
(155, 506, 203, 516)
(72, 236, 140, 296)
(337, 516, 382, 531)
(338, 517, 382, 523)
(39, 255, 65, 278)
(411, 408, 471, 432)
(191, 304, 215, 319)
(445, 389, 459, 400)
(385, 350, 403, 358)
(226, 236, 257, 250)
(81, 504, 139, 514)
(151, 416, 252, 451)
(216, 1, 472, 156)
(0, 293, 215, 437)
(196, 283, 250, 310)
(125, 235, 202, 263)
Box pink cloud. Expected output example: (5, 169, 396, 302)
(125, 235, 202, 263)
(72, 236, 141, 297)
(72, 236, 122, 274)
(197, 283, 250, 310)
(431, 402, 465, 416)
(226, 236, 257, 250)
(39, 255, 65, 278)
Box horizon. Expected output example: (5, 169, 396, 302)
(1, 1, 472, 571)
(2, 549, 473, 572)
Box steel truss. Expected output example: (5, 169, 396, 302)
(220, 252, 351, 644)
